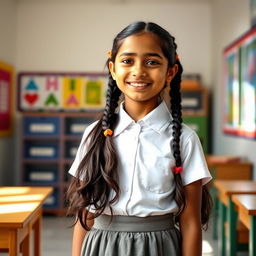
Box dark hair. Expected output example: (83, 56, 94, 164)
(66, 21, 212, 230)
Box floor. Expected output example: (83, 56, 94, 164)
(1, 216, 249, 256)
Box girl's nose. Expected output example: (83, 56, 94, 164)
(132, 63, 146, 78)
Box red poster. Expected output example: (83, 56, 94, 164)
(0, 62, 13, 136)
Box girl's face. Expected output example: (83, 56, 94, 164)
(109, 32, 177, 110)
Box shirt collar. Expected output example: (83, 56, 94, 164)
(114, 101, 172, 137)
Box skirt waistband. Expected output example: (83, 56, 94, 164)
(93, 214, 175, 232)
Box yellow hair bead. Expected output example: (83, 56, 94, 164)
(103, 129, 113, 137)
(107, 51, 112, 59)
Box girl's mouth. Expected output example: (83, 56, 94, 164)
(126, 82, 151, 88)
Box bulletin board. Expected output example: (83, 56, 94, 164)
(223, 27, 256, 139)
(0, 61, 13, 136)
(17, 72, 108, 112)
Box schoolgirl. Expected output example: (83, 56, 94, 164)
(67, 21, 212, 256)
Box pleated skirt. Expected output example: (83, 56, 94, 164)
(81, 214, 181, 256)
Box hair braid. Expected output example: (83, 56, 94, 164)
(169, 60, 185, 219)
(169, 59, 212, 228)
(98, 75, 121, 207)
(100, 75, 122, 207)
(67, 75, 121, 230)
(102, 75, 121, 131)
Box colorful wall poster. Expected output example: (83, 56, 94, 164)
(223, 27, 256, 139)
(0, 61, 13, 136)
(240, 32, 256, 137)
(223, 46, 240, 132)
(18, 72, 108, 112)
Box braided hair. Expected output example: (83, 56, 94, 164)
(67, 21, 212, 230)
(169, 60, 185, 219)
(67, 74, 122, 230)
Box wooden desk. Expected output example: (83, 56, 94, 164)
(207, 156, 252, 240)
(206, 155, 252, 180)
(232, 195, 256, 256)
(214, 180, 256, 256)
(0, 186, 53, 256)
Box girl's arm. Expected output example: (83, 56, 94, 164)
(72, 211, 94, 256)
(179, 179, 202, 256)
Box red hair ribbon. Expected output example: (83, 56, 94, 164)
(174, 166, 183, 174)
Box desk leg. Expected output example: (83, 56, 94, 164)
(211, 186, 218, 239)
(21, 233, 30, 256)
(33, 214, 42, 256)
(250, 216, 256, 256)
(8, 230, 18, 256)
(219, 200, 226, 256)
(209, 166, 218, 239)
(227, 198, 237, 256)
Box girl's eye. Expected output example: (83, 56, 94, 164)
(146, 60, 160, 65)
(121, 59, 133, 64)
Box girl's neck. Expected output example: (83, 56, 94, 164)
(123, 98, 159, 121)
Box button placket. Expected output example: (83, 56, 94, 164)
(125, 123, 141, 215)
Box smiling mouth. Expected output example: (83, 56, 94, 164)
(126, 82, 151, 88)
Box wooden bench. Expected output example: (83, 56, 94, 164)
(214, 180, 256, 256)
(0, 186, 53, 256)
(232, 194, 256, 256)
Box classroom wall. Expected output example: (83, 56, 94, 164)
(10, 1, 212, 185)
(3, 0, 255, 184)
(0, 0, 17, 185)
(211, 0, 256, 178)
(15, 1, 212, 86)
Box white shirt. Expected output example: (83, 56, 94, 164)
(69, 101, 212, 217)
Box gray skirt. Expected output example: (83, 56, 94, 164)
(81, 214, 181, 256)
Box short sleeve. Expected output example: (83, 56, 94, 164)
(180, 130, 212, 186)
(68, 120, 99, 178)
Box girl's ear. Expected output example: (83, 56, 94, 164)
(108, 61, 116, 80)
(166, 64, 178, 83)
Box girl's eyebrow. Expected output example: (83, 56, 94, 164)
(119, 52, 163, 59)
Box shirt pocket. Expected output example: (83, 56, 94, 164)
(138, 156, 174, 194)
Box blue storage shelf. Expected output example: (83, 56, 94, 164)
(24, 163, 59, 185)
(43, 188, 59, 209)
(21, 113, 100, 214)
(65, 141, 79, 159)
(24, 141, 59, 159)
(23, 116, 61, 136)
(65, 117, 95, 136)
